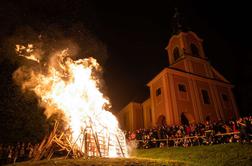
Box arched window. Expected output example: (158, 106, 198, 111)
(173, 47, 180, 61)
(190, 43, 200, 57)
(201, 89, 210, 104)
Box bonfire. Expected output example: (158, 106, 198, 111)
(14, 44, 128, 159)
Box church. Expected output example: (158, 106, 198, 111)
(117, 12, 239, 131)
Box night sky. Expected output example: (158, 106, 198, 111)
(0, 0, 251, 116)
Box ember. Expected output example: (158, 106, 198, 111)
(13, 44, 128, 159)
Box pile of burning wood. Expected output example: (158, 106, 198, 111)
(14, 45, 129, 160)
(33, 121, 127, 160)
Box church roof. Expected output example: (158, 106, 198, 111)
(147, 67, 232, 87)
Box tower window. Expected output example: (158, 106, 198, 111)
(191, 43, 199, 57)
(201, 89, 210, 104)
(178, 84, 186, 92)
(156, 88, 161, 96)
(222, 94, 228, 101)
(173, 47, 180, 61)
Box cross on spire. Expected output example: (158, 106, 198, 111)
(172, 8, 187, 34)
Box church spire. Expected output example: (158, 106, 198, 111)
(171, 8, 188, 35)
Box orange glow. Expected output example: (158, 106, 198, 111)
(14, 45, 128, 158)
(16, 44, 40, 63)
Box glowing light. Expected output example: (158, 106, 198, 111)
(16, 44, 40, 63)
(14, 45, 128, 158)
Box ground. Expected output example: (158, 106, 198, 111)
(7, 143, 252, 166)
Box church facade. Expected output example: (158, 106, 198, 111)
(117, 30, 239, 131)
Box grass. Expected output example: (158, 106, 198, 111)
(8, 143, 252, 166)
(131, 143, 252, 166)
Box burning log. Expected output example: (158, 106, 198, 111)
(33, 120, 128, 160)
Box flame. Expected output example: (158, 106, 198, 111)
(14, 45, 128, 158)
(16, 44, 40, 63)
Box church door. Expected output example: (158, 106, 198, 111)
(156, 115, 167, 126)
(181, 112, 189, 125)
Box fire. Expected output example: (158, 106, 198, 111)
(14, 44, 128, 158)
(16, 44, 40, 63)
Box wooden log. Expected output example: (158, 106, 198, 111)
(116, 135, 125, 157)
(65, 131, 83, 159)
(89, 126, 101, 157)
(33, 136, 47, 160)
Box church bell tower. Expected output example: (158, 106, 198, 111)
(166, 9, 214, 79)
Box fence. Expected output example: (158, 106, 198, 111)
(130, 131, 242, 148)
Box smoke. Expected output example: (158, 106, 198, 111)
(127, 140, 138, 156)
(4, 23, 108, 65)
(12, 62, 64, 119)
(10, 23, 110, 119)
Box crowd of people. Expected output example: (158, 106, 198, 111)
(125, 116, 252, 149)
(0, 142, 39, 165)
(1, 116, 251, 165)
